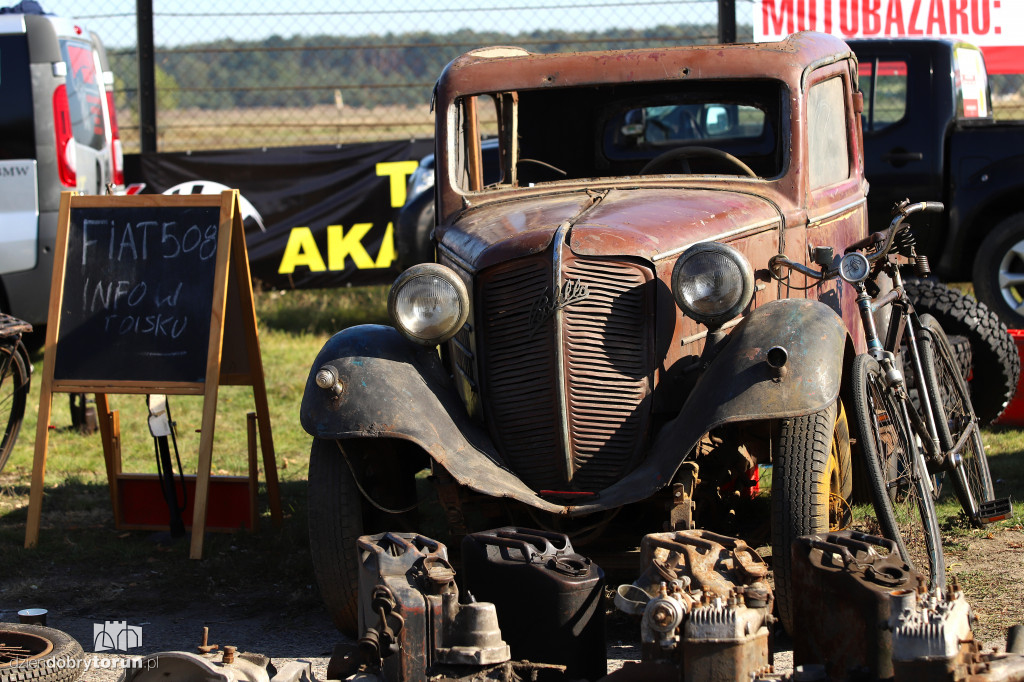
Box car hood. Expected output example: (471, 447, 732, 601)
(436, 187, 782, 270)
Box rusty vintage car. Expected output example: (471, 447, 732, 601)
(301, 32, 869, 634)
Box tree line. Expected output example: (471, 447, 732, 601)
(109, 24, 754, 110)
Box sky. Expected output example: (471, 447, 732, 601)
(35, 0, 729, 50)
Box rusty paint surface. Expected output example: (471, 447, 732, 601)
(299, 298, 847, 516)
(568, 188, 780, 259)
(790, 531, 920, 681)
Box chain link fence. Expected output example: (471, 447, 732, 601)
(44, 0, 735, 152)
(41, 0, 1024, 153)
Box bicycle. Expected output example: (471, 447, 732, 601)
(0, 313, 32, 473)
(771, 200, 1010, 589)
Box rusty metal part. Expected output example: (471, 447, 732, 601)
(353, 532, 510, 682)
(300, 297, 848, 517)
(431, 469, 468, 540)
(790, 530, 922, 682)
(682, 597, 772, 682)
(222, 645, 236, 665)
(636, 529, 770, 602)
(889, 580, 1000, 682)
(461, 527, 606, 681)
(119, 651, 312, 682)
(197, 626, 218, 654)
(668, 463, 699, 531)
(615, 530, 773, 682)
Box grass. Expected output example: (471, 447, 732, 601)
(1, 283, 1022, 641)
(0, 286, 389, 614)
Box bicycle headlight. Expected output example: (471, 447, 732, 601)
(388, 263, 469, 346)
(671, 242, 754, 328)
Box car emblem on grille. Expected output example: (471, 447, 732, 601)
(528, 279, 590, 336)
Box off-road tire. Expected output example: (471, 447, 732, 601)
(0, 623, 84, 682)
(771, 401, 852, 635)
(903, 278, 1019, 425)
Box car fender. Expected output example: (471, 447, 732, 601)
(300, 301, 850, 516)
(300, 324, 561, 510)
(675, 297, 849, 427)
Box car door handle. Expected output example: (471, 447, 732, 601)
(881, 151, 924, 163)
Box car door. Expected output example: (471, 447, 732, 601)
(853, 43, 945, 249)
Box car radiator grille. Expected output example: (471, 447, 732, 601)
(476, 253, 653, 493)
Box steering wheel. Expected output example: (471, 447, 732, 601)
(640, 146, 756, 177)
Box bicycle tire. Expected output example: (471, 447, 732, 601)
(0, 340, 29, 473)
(850, 353, 946, 588)
(918, 314, 994, 527)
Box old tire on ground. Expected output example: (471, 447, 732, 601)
(904, 278, 1019, 425)
(771, 400, 852, 635)
(973, 213, 1024, 331)
(307, 438, 421, 636)
(0, 623, 84, 682)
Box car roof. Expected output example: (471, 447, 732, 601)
(436, 31, 854, 102)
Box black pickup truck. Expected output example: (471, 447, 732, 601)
(849, 38, 1022, 422)
(850, 39, 1024, 327)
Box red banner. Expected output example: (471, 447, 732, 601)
(753, 0, 1024, 74)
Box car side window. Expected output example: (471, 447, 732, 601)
(858, 59, 908, 132)
(808, 76, 850, 189)
(60, 38, 106, 151)
(0, 35, 36, 160)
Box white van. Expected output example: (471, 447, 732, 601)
(0, 9, 121, 328)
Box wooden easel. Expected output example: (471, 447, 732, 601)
(25, 191, 281, 559)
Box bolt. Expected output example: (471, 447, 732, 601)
(222, 645, 236, 664)
(651, 603, 675, 628)
(198, 626, 218, 654)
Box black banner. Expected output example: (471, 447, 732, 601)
(127, 140, 434, 289)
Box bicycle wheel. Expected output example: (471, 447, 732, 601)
(918, 314, 994, 526)
(850, 353, 946, 588)
(0, 341, 29, 473)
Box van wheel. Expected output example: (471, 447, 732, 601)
(0, 623, 83, 682)
(771, 400, 852, 635)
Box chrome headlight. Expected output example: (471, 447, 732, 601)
(671, 242, 754, 328)
(388, 263, 469, 346)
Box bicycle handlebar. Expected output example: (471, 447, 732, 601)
(769, 200, 943, 281)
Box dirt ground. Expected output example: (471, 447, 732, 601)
(2, 526, 1022, 681)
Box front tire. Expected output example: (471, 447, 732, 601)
(771, 400, 852, 634)
(307, 438, 421, 635)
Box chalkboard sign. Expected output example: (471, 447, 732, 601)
(54, 204, 221, 383)
(26, 191, 282, 560)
